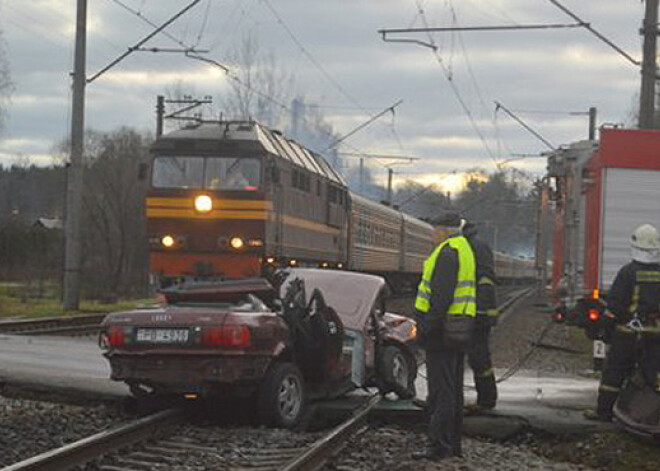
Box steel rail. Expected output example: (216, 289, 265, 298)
(283, 394, 381, 471)
(1, 408, 184, 471)
(0, 313, 107, 335)
(497, 286, 534, 322)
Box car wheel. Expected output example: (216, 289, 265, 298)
(258, 362, 306, 428)
(379, 345, 416, 399)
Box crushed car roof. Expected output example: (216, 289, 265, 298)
(280, 269, 386, 331)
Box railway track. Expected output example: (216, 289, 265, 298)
(0, 284, 532, 337)
(0, 313, 107, 336)
(3, 396, 381, 471)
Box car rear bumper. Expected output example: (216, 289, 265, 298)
(107, 354, 272, 395)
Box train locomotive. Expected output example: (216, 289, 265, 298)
(144, 120, 535, 289)
(145, 121, 433, 289)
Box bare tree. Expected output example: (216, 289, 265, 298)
(454, 169, 537, 256)
(222, 31, 295, 128)
(80, 128, 151, 298)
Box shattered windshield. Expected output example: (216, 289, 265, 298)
(152, 156, 261, 190)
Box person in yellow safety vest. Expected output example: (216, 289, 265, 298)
(584, 223, 660, 422)
(462, 221, 499, 413)
(412, 212, 476, 461)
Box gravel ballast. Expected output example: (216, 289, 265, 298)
(0, 396, 127, 467)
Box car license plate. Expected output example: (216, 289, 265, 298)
(136, 328, 189, 343)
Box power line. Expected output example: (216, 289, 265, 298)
(89, 0, 204, 83)
(261, 0, 408, 152)
(546, 0, 640, 67)
(323, 100, 404, 151)
(260, 0, 367, 113)
(194, 0, 213, 47)
(107, 0, 191, 50)
(494, 101, 556, 151)
(404, 0, 499, 167)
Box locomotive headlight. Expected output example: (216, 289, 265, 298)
(161, 235, 175, 248)
(230, 237, 244, 249)
(194, 195, 213, 213)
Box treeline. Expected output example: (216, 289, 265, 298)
(0, 128, 151, 299)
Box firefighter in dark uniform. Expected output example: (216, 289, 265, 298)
(462, 222, 499, 412)
(413, 213, 476, 461)
(584, 223, 660, 422)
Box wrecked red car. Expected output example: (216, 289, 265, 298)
(99, 269, 417, 427)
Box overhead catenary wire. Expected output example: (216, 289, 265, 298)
(261, 0, 409, 155)
(88, 0, 204, 83)
(411, 0, 500, 168)
(260, 0, 364, 113)
(323, 100, 404, 152)
(194, 0, 213, 47)
(494, 101, 556, 152)
(101, 0, 392, 176)
(108, 0, 192, 50)
(546, 0, 641, 67)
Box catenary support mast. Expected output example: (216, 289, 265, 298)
(639, 0, 659, 129)
(63, 0, 87, 310)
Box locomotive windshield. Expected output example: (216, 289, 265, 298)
(152, 156, 261, 190)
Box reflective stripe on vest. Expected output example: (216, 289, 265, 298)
(415, 236, 476, 317)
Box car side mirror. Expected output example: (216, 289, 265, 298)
(138, 162, 149, 181)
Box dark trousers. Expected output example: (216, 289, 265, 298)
(467, 319, 497, 407)
(598, 330, 660, 416)
(426, 347, 464, 456)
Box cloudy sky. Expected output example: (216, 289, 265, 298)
(0, 0, 649, 191)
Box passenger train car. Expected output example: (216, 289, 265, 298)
(144, 120, 534, 288)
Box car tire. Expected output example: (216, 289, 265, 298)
(257, 362, 306, 428)
(379, 345, 416, 399)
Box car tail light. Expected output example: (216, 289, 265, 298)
(201, 325, 251, 348)
(588, 309, 600, 322)
(108, 326, 126, 346)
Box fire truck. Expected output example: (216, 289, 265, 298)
(549, 127, 660, 342)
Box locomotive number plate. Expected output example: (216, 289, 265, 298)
(136, 329, 189, 343)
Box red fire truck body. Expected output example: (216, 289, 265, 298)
(552, 127, 660, 299)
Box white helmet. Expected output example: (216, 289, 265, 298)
(631, 224, 660, 250)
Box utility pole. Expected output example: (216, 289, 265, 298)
(386, 168, 394, 205)
(156, 95, 165, 137)
(338, 152, 419, 201)
(62, 0, 203, 310)
(588, 107, 597, 140)
(62, 0, 87, 310)
(639, 0, 659, 129)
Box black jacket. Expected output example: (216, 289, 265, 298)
(607, 260, 660, 324)
(465, 235, 497, 313)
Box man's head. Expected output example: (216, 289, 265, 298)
(432, 212, 463, 244)
(462, 221, 478, 239)
(631, 223, 660, 263)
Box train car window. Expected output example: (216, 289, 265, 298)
(297, 146, 324, 174)
(317, 180, 321, 196)
(292, 170, 299, 188)
(152, 156, 204, 188)
(152, 156, 261, 190)
(205, 157, 261, 190)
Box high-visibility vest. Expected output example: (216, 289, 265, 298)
(415, 236, 476, 317)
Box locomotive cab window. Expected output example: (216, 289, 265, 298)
(152, 156, 261, 190)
